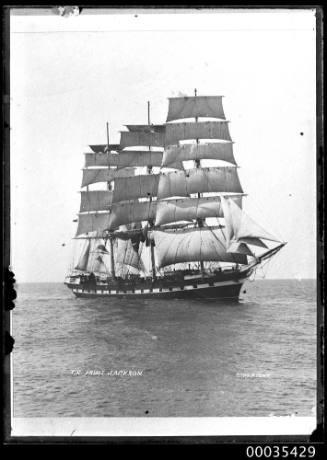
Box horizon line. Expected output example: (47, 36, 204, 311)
(14, 278, 317, 284)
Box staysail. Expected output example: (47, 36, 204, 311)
(74, 239, 90, 271)
(221, 196, 281, 246)
(115, 225, 145, 271)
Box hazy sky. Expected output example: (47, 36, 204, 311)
(10, 8, 317, 282)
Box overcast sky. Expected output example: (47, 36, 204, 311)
(10, 8, 317, 282)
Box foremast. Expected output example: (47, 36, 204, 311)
(106, 122, 116, 279)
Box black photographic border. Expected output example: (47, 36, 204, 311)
(2, 4, 325, 452)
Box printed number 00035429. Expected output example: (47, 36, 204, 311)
(246, 446, 316, 458)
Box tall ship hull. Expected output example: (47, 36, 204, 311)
(66, 268, 252, 300)
(65, 91, 285, 301)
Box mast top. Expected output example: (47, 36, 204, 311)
(194, 88, 197, 97)
(147, 100, 151, 125)
(106, 122, 109, 150)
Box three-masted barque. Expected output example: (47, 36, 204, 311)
(65, 91, 286, 300)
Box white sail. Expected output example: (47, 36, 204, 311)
(84, 152, 119, 168)
(108, 200, 156, 230)
(165, 121, 231, 145)
(74, 239, 90, 271)
(116, 236, 145, 271)
(120, 130, 165, 149)
(221, 197, 280, 244)
(227, 241, 255, 257)
(157, 167, 243, 200)
(80, 191, 113, 212)
(112, 174, 160, 203)
(117, 150, 163, 169)
(166, 96, 225, 122)
(92, 254, 110, 274)
(161, 142, 236, 168)
(237, 237, 268, 248)
(76, 212, 110, 236)
(82, 167, 135, 188)
(89, 144, 119, 153)
(84, 238, 111, 273)
(155, 195, 243, 226)
(154, 227, 248, 269)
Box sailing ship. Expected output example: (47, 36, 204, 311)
(65, 91, 286, 300)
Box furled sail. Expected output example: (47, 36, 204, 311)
(108, 200, 156, 230)
(84, 152, 119, 168)
(161, 142, 236, 168)
(157, 167, 243, 200)
(82, 167, 135, 187)
(165, 121, 231, 145)
(112, 174, 160, 203)
(89, 144, 119, 153)
(76, 212, 110, 236)
(154, 227, 248, 268)
(166, 96, 225, 122)
(221, 197, 281, 244)
(120, 131, 165, 149)
(74, 240, 90, 271)
(155, 195, 243, 226)
(80, 191, 113, 212)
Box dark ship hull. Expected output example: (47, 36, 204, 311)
(65, 268, 252, 301)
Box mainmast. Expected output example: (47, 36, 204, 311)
(106, 122, 116, 279)
(147, 100, 156, 280)
(194, 89, 205, 275)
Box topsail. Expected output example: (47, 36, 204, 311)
(120, 130, 165, 149)
(165, 121, 231, 145)
(157, 167, 243, 200)
(166, 96, 226, 122)
(161, 142, 236, 168)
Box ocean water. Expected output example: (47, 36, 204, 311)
(12, 279, 316, 417)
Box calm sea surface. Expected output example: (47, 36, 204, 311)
(12, 279, 316, 417)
